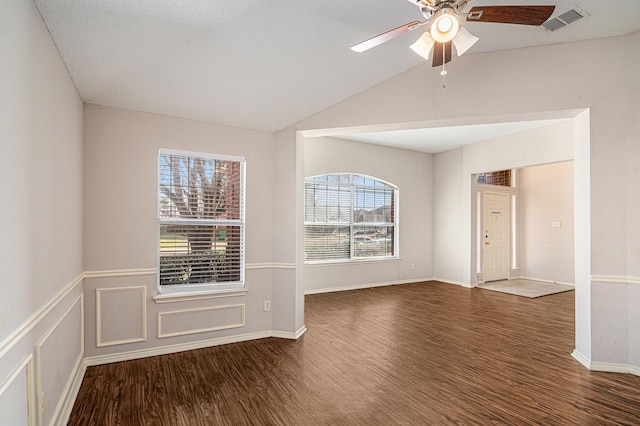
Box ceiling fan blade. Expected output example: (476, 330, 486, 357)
(466, 6, 555, 26)
(351, 20, 422, 52)
(432, 41, 452, 67)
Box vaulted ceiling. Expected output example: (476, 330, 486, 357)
(34, 0, 640, 133)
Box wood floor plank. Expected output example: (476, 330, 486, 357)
(69, 281, 640, 425)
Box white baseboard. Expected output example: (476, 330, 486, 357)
(572, 350, 640, 377)
(571, 349, 591, 369)
(84, 328, 307, 367)
(518, 276, 575, 286)
(57, 356, 87, 426)
(432, 277, 469, 287)
(272, 325, 307, 340)
(304, 278, 433, 295)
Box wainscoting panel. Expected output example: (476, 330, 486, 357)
(0, 355, 34, 426)
(158, 304, 245, 339)
(35, 294, 84, 426)
(96, 286, 147, 347)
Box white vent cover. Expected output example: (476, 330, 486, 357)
(542, 6, 589, 31)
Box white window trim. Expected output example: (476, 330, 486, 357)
(157, 149, 246, 294)
(304, 173, 399, 264)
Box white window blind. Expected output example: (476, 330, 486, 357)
(304, 174, 397, 262)
(158, 150, 245, 289)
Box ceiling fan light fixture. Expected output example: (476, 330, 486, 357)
(431, 12, 459, 43)
(452, 27, 479, 56)
(410, 31, 436, 60)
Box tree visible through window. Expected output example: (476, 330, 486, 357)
(158, 150, 245, 289)
(304, 174, 397, 262)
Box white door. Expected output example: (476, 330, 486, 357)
(483, 192, 510, 282)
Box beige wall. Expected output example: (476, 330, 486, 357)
(286, 33, 640, 372)
(518, 162, 575, 285)
(82, 105, 303, 362)
(2, 4, 640, 423)
(303, 137, 433, 293)
(0, 0, 84, 424)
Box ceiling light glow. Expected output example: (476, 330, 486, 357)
(431, 12, 459, 43)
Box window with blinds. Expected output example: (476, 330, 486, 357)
(158, 150, 245, 290)
(304, 174, 397, 262)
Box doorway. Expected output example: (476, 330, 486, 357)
(483, 191, 510, 282)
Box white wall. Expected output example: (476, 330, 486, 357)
(0, 0, 84, 424)
(518, 162, 575, 285)
(303, 137, 433, 293)
(82, 105, 302, 364)
(284, 33, 640, 373)
(433, 120, 575, 286)
(432, 148, 464, 284)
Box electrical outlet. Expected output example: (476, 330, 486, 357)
(263, 300, 271, 311)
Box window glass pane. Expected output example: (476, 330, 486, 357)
(352, 225, 394, 257)
(159, 155, 242, 220)
(477, 170, 511, 187)
(304, 173, 397, 262)
(305, 180, 351, 223)
(353, 175, 365, 186)
(353, 187, 392, 222)
(159, 224, 242, 285)
(304, 225, 350, 261)
(159, 151, 244, 289)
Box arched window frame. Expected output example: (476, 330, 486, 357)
(304, 173, 398, 263)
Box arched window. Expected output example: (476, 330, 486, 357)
(304, 174, 397, 262)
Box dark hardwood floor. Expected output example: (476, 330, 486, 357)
(69, 281, 640, 425)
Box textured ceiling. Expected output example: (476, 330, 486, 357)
(34, 0, 640, 132)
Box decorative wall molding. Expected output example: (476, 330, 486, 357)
(246, 263, 295, 270)
(96, 286, 147, 347)
(153, 288, 249, 304)
(35, 294, 84, 426)
(84, 268, 156, 279)
(591, 274, 640, 285)
(305, 278, 434, 295)
(0, 354, 34, 426)
(0, 273, 83, 359)
(157, 304, 246, 339)
(84, 264, 296, 277)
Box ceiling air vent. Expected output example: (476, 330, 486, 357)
(542, 6, 589, 32)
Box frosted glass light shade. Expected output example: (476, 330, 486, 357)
(452, 27, 479, 56)
(410, 31, 436, 60)
(431, 13, 459, 43)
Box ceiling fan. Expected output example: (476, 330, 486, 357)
(351, 0, 555, 72)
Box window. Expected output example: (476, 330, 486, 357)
(477, 170, 512, 187)
(158, 150, 245, 291)
(304, 174, 397, 262)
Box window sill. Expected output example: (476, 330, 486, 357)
(153, 287, 249, 304)
(305, 257, 401, 267)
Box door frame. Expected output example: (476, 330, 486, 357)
(476, 183, 518, 284)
